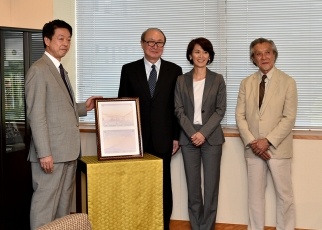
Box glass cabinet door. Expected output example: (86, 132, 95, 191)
(3, 31, 26, 153)
(3, 30, 43, 153)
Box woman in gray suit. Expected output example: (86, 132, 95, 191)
(174, 37, 226, 230)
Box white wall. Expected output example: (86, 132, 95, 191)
(53, 0, 76, 90)
(79, 132, 322, 229)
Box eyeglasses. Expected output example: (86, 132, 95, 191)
(143, 40, 165, 48)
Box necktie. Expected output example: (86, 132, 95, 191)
(59, 64, 74, 103)
(148, 64, 157, 97)
(259, 74, 267, 109)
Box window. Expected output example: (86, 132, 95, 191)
(76, 0, 322, 128)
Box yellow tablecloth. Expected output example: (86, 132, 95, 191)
(77, 154, 163, 230)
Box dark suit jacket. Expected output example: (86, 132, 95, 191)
(174, 68, 226, 145)
(118, 58, 182, 157)
(25, 54, 87, 163)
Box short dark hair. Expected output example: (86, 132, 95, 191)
(42, 19, 72, 48)
(186, 37, 215, 65)
(141, 28, 167, 44)
(249, 37, 278, 66)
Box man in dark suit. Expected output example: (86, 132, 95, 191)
(118, 28, 182, 230)
(25, 20, 101, 229)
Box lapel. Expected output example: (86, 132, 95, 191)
(202, 68, 215, 107)
(136, 58, 152, 99)
(42, 54, 75, 107)
(251, 73, 260, 110)
(260, 69, 279, 114)
(153, 59, 171, 99)
(184, 69, 194, 107)
(184, 68, 215, 107)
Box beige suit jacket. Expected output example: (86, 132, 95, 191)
(25, 54, 87, 163)
(235, 67, 297, 158)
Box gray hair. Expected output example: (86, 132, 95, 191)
(141, 28, 166, 44)
(249, 37, 278, 66)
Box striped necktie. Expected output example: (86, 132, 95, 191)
(59, 64, 74, 103)
(259, 74, 267, 108)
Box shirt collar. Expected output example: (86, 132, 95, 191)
(44, 51, 61, 70)
(259, 66, 275, 81)
(144, 58, 161, 71)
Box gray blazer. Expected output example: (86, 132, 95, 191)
(235, 67, 297, 158)
(174, 68, 226, 145)
(25, 54, 87, 163)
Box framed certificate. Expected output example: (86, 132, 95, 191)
(94, 97, 143, 160)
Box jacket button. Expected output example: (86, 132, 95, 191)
(202, 110, 205, 113)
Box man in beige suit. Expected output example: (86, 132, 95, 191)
(236, 38, 297, 230)
(25, 20, 101, 229)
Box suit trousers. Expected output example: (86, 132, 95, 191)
(162, 156, 172, 230)
(30, 160, 77, 230)
(181, 142, 222, 230)
(147, 141, 173, 230)
(246, 157, 295, 230)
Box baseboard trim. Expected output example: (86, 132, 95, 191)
(170, 220, 310, 230)
(170, 220, 247, 230)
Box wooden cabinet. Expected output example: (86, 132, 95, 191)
(0, 27, 43, 230)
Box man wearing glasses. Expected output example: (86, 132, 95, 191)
(118, 28, 182, 230)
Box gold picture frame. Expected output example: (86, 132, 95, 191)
(94, 97, 143, 160)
